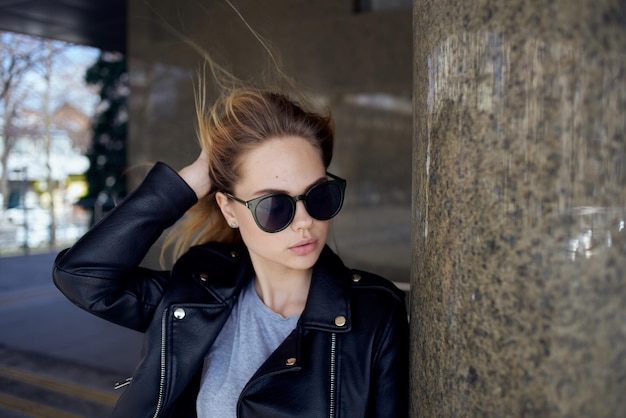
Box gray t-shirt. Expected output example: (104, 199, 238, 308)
(196, 279, 300, 417)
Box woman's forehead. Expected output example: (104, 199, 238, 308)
(236, 136, 325, 194)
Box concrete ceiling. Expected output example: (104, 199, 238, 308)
(0, 0, 127, 53)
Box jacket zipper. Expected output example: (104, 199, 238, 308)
(329, 332, 337, 418)
(152, 308, 168, 418)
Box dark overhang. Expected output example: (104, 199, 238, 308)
(0, 0, 126, 53)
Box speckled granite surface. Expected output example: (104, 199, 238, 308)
(411, 0, 625, 416)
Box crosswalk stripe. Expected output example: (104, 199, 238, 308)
(0, 392, 84, 418)
(0, 365, 118, 406)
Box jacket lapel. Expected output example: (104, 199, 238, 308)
(299, 246, 352, 333)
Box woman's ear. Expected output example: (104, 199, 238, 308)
(215, 192, 237, 226)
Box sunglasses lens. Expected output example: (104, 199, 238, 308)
(255, 195, 294, 232)
(248, 179, 345, 232)
(306, 181, 345, 221)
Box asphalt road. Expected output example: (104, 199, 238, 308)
(0, 251, 143, 417)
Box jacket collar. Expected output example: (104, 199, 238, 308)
(200, 244, 352, 333)
(299, 246, 352, 333)
(188, 243, 352, 332)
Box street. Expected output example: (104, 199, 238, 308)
(0, 251, 143, 417)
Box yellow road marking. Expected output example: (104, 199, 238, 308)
(0, 365, 118, 406)
(0, 392, 84, 418)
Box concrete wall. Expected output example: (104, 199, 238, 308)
(127, 0, 413, 284)
(411, 0, 626, 416)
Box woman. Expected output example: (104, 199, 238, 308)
(53, 89, 409, 417)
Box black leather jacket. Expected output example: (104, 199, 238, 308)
(53, 163, 409, 417)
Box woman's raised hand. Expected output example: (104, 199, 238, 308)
(178, 151, 211, 198)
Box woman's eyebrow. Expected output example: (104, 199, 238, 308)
(253, 175, 328, 196)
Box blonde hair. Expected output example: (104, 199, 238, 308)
(155, 1, 335, 265)
(161, 86, 335, 264)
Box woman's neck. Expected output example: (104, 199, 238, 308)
(252, 267, 312, 318)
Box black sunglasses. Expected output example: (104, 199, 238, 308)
(225, 173, 347, 233)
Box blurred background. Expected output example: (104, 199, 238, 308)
(0, 1, 412, 416)
(0, 0, 413, 284)
(0, 17, 129, 257)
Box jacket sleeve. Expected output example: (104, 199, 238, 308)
(370, 298, 410, 417)
(52, 162, 199, 332)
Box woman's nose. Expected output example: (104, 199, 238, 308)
(291, 200, 314, 230)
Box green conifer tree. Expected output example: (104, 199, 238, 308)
(81, 52, 127, 224)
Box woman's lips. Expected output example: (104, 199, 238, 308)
(289, 238, 318, 255)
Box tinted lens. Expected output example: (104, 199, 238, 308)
(255, 195, 294, 232)
(305, 181, 344, 220)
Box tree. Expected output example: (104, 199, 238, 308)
(81, 52, 128, 224)
(0, 32, 45, 209)
(39, 40, 67, 246)
(1, 31, 98, 251)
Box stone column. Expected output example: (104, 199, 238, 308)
(411, 1, 625, 417)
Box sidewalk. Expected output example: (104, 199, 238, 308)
(0, 251, 143, 377)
